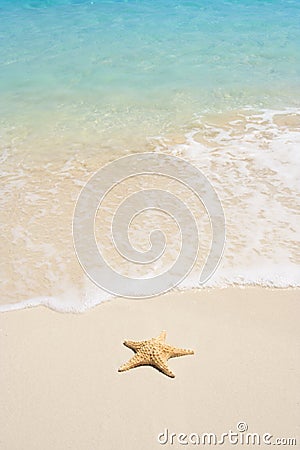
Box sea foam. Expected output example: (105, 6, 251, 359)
(1, 108, 299, 313)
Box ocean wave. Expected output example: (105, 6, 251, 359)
(1, 108, 299, 313)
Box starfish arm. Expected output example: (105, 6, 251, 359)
(167, 346, 194, 358)
(123, 340, 145, 351)
(157, 330, 167, 342)
(153, 354, 175, 378)
(118, 353, 145, 372)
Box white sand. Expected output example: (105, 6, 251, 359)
(0, 288, 299, 449)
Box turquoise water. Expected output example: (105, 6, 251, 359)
(1, 0, 300, 135)
(1, 0, 300, 311)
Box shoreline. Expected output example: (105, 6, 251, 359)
(1, 285, 299, 314)
(1, 287, 299, 449)
(0, 285, 299, 314)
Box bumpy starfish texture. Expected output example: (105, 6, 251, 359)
(118, 331, 194, 378)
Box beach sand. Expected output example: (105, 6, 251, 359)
(0, 288, 299, 449)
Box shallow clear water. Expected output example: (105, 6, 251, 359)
(1, 0, 300, 135)
(0, 0, 299, 311)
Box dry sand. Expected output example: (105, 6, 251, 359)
(0, 288, 299, 449)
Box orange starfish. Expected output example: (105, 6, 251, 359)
(118, 331, 194, 378)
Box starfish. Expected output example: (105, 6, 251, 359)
(118, 331, 194, 378)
